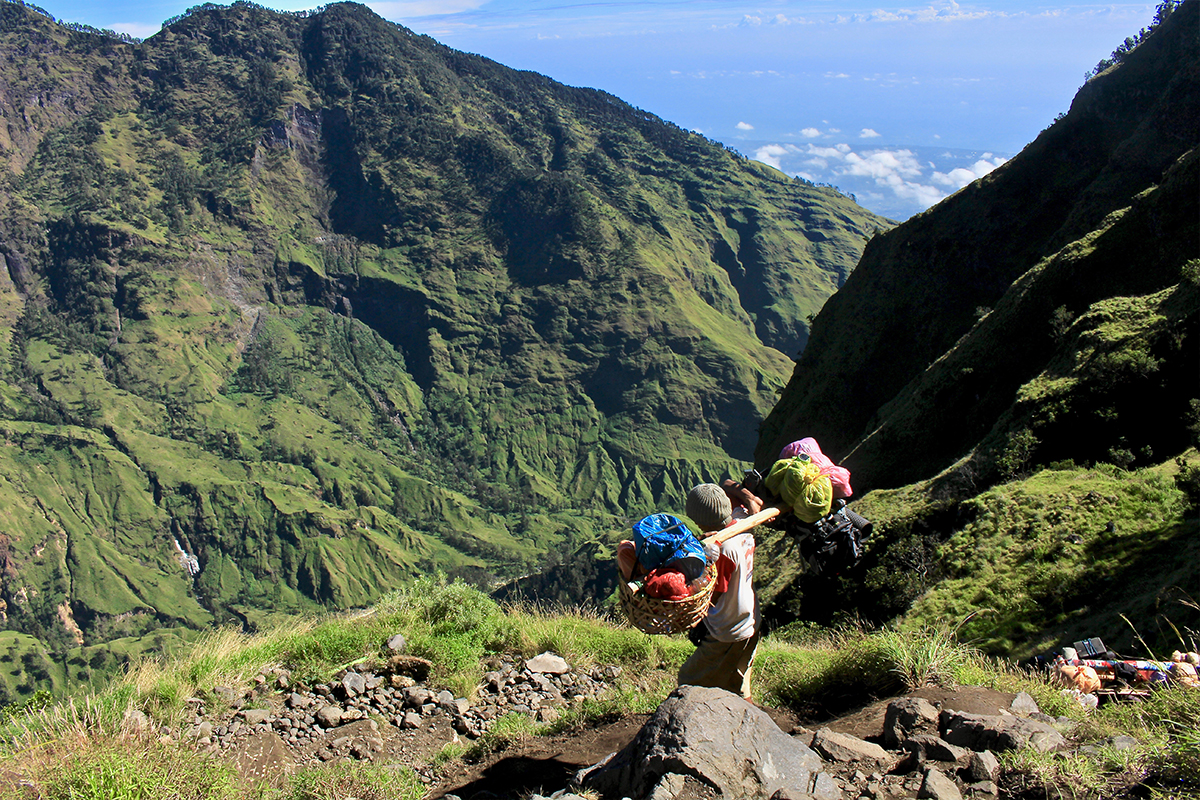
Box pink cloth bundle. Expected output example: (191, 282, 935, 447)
(778, 437, 853, 499)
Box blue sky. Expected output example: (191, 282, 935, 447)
(48, 1, 1163, 218)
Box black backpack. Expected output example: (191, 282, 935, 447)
(741, 469, 873, 576)
(776, 499, 873, 576)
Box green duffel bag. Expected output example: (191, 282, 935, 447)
(764, 455, 833, 523)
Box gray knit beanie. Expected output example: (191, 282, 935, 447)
(686, 483, 732, 532)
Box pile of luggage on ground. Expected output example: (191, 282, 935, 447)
(1053, 636, 1199, 706)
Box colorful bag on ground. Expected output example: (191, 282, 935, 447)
(765, 455, 833, 523)
(632, 514, 705, 578)
(778, 437, 853, 499)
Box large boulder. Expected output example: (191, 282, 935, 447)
(940, 710, 1066, 753)
(883, 697, 941, 748)
(581, 686, 839, 800)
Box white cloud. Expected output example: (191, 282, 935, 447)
(110, 21, 159, 37)
(860, 128, 881, 138)
(736, 121, 755, 131)
(754, 144, 792, 169)
(833, 3, 1003, 25)
(931, 156, 1008, 189)
(828, 128, 841, 134)
(744, 140, 1012, 217)
(842, 149, 924, 181)
(800, 127, 821, 138)
(369, 0, 486, 18)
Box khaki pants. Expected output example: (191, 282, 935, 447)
(678, 631, 760, 700)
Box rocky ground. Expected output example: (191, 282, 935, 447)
(161, 643, 1129, 799)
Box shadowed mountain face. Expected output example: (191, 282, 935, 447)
(0, 0, 888, 691)
(758, 0, 1199, 492)
(748, 0, 1198, 658)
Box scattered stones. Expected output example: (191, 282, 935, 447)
(187, 651, 612, 774)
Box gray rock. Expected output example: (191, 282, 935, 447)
(1107, 735, 1139, 750)
(124, 709, 152, 734)
(341, 672, 367, 698)
(315, 705, 345, 728)
(286, 692, 308, 709)
(1009, 692, 1040, 717)
(583, 685, 839, 800)
(813, 727, 893, 764)
(526, 652, 571, 674)
(902, 734, 969, 765)
(386, 633, 407, 653)
(240, 709, 271, 725)
(436, 689, 455, 708)
(402, 687, 432, 708)
(401, 711, 422, 729)
(918, 767, 962, 800)
(648, 773, 685, 800)
(212, 686, 239, 705)
(790, 726, 816, 748)
(884, 697, 941, 748)
(963, 750, 1000, 783)
(968, 781, 998, 795)
(940, 710, 1066, 753)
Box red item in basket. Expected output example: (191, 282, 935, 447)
(644, 566, 693, 600)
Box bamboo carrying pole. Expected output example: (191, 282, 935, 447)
(701, 505, 786, 547)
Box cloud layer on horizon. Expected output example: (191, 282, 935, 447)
(751, 141, 1007, 219)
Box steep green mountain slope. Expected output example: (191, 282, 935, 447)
(753, 1, 1198, 654)
(0, 0, 888, 696)
(758, 0, 1198, 491)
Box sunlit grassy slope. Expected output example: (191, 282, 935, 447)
(753, 1, 1198, 658)
(0, 0, 890, 699)
(3, 579, 1198, 800)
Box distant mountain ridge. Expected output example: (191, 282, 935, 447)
(0, 0, 888, 695)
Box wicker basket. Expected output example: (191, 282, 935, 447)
(618, 561, 717, 635)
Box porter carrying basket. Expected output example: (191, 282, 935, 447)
(618, 506, 782, 635)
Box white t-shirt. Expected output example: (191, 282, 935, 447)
(704, 531, 759, 642)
